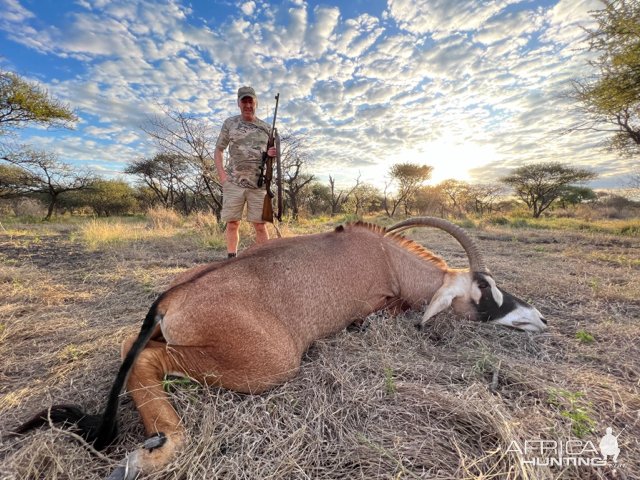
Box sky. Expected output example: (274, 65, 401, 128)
(0, 0, 631, 191)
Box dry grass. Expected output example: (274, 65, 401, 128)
(1, 217, 639, 479)
(146, 207, 184, 230)
(78, 218, 183, 250)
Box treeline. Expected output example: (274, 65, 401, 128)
(2, 163, 638, 221)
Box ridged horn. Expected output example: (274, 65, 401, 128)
(385, 217, 489, 273)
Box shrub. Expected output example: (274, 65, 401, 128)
(488, 215, 509, 226)
(146, 206, 183, 230)
(189, 211, 218, 231)
(11, 198, 47, 217)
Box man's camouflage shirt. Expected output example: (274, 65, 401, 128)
(215, 115, 270, 189)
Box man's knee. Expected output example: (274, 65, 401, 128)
(253, 222, 269, 243)
(226, 220, 240, 232)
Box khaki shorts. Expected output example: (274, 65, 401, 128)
(221, 181, 267, 223)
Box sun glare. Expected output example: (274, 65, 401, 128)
(389, 138, 500, 184)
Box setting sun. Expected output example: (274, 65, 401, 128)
(388, 137, 501, 184)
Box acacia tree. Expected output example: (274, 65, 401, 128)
(571, 0, 640, 157)
(0, 163, 37, 197)
(414, 185, 447, 216)
(384, 163, 433, 217)
(0, 71, 76, 137)
(142, 107, 222, 216)
(466, 183, 507, 216)
(279, 131, 313, 220)
(347, 183, 382, 216)
(302, 181, 332, 216)
(125, 152, 197, 213)
(438, 179, 470, 217)
(0, 71, 82, 218)
(2, 150, 94, 219)
(501, 162, 597, 217)
(556, 185, 598, 208)
(328, 175, 359, 216)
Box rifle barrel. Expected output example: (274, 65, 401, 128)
(270, 93, 280, 139)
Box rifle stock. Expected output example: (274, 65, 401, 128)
(262, 191, 274, 223)
(262, 153, 274, 223)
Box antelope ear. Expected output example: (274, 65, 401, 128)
(419, 288, 454, 327)
(485, 275, 504, 307)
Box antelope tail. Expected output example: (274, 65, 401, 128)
(10, 297, 164, 449)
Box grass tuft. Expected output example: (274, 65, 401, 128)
(78, 218, 179, 249)
(575, 329, 595, 344)
(146, 206, 184, 230)
(547, 388, 597, 438)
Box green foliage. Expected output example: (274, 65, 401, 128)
(0, 163, 37, 197)
(471, 350, 498, 376)
(125, 152, 195, 214)
(60, 179, 139, 216)
(0, 71, 76, 134)
(1, 149, 95, 220)
(575, 329, 596, 344)
(547, 388, 597, 438)
(557, 186, 597, 208)
(343, 182, 383, 216)
(305, 181, 332, 216)
(389, 163, 433, 185)
(573, 0, 640, 156)
(58, 344, 87, 362)
(386, 162, 433, 217)
(501, 162, 597, 218)
(162, 375, 201, 403)
(383, 366, 396, 395)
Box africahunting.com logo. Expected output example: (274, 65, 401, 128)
(506, 427, 623, 467)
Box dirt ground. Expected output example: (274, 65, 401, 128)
(0, 220, 638, 479)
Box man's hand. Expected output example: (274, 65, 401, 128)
(267, 146, 277, 157)
(213, 147, 227, 184)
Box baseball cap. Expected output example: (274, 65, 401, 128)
(237, 86, 257, 101)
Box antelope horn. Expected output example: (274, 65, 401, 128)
(385, 217, 489, 274)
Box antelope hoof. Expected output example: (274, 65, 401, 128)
(105, 464, 137, 480)
(114, 431, 184, 478)
(143, 432, 167, 451)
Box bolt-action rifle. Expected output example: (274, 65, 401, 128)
(258, 93, 282, 222)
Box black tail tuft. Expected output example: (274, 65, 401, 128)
(10, 296, 163, 450)
(11, 404, 116, 446)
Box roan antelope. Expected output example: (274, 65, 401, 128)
(13, 217, 546, 479)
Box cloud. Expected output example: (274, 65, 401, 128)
(542, 0, 601, 44)
(386, 0, 521, 37)
(0, 0, 633, 190)
(240, 1, 256, 16)
(473, 8, 544, 46)
(332, 14, 384, 58)
(0, 0, 34, 22)
(305, 6, 340, 56)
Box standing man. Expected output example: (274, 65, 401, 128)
(214, 86, 277, 258)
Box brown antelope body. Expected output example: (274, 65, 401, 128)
(14, 218, 545, 479)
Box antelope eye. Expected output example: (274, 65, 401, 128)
(477, 281, 489, 289)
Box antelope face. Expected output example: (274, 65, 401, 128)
(468, 272, 547, 332)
